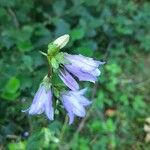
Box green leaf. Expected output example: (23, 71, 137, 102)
(1, 91, 20, 101)
(17, 40, 33, 52)
(52, 0, 66, 16)
(0, 0, 15, 7)
(8, 141, 26, 150)
(90, 120, 101, 132)
(27, 127, 59, 150)
(54, 19, 70, 36)
(1, 77, 20, 101)
(76, 47, 93, 57)
(19, 76, 32, 90)
(133, 96, 146, 111)
(70, 28, 85, 41)
(51, 72, 64, 86)
(22, 55, 33, 71)
(85, 0, 100, 6)
(105, 119, 116, 132)
(5, 77, 20, 94)
(102, 119, 116, 133)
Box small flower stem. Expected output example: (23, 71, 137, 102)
(48, 64, 52, 78)
(58, 115, 68, 148)
(46, 56, 52, 78)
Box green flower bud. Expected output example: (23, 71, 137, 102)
(47, 43, 59, 57)
(53, 34, 69, 49)
(47, 34, 69, 61)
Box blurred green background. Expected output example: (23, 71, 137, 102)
(0, 0, 150, 149)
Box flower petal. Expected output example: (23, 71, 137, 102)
(61, 89, 92, 124)
(65, 54, 104, 71)
(68, 111, 75, 125)
(62, 95, 86, 117)
(44, 90, 54, 120)
(76, 88, 87, 95)
(75, 96, 92, 106)
(69, 90, 92, 106)
(62, 98, 75, 124)
(91, 68, 101, 76)
(59, 69, 79, 90)
(28, 86, 46, 115)
(65, 65, 97, 83)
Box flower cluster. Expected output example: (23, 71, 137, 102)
(24, 35, 104, 124)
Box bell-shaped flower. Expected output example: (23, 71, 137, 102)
(63, 53, 105, 83)
(61, 89, 91, 124)
(23, 85, 54, 120)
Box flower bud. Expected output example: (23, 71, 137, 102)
(53, 34, 70, 49)
(47, 43, 59, 57)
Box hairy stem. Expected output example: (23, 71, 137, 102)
(58, 115, 68, 149)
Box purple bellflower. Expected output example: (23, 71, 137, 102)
(24, 34, 104, 124)
(61, 88, 91, 124)
(59, 53, 105, 90)
(23, 85, 54, 120)
(64, 54, 105, 83)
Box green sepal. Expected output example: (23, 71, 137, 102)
(50, 57, 59, 70)
(53, 87, 60, 98)
(41, 75, 52, 91)
(55, 52, 64, 63)
(47, 43, 59, 57)
(59, 52, 71, 65)
(50, 52, 69, 72)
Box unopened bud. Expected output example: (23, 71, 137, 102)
(144, 124, 150, 132)
(146, 117, 150, 124)
(53, 34, 70, 49)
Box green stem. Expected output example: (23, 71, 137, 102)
(46, 56, 52, 78)
(58, 115, 68, 148)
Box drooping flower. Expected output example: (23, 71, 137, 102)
(23, 85, 54, 120)
(61, 89, 91, 124)
(58, 53, 105, 90)
(64, 53, 105, 83)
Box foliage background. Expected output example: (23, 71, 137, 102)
(0, 0, 150, 149)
